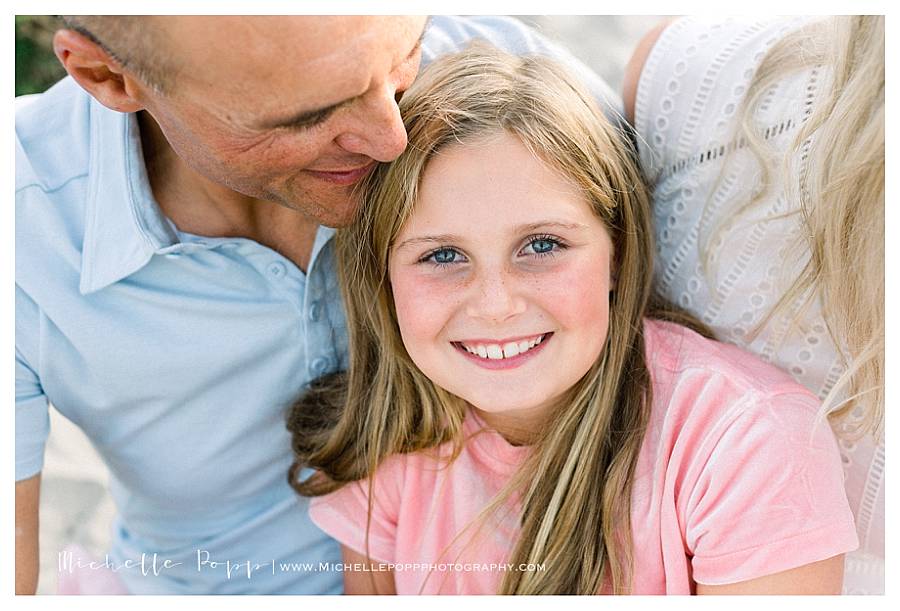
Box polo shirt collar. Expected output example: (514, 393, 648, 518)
(79, 100, 178, 294)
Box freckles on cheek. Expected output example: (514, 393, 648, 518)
(539, 261, 612, 322)
(392, 272, 465, 339)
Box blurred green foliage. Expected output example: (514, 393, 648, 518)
(16, 15, 67, 96)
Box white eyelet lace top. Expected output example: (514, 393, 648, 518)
(634, 16, 884, 594)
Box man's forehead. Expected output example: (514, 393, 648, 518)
(158, 16, 425, 112)
(159, 16, 419, 70)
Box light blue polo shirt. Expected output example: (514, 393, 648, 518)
(15, 16, 619, 594)
(16, 75, 351, 593)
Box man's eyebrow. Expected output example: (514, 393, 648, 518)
(260, 20, 430, 130)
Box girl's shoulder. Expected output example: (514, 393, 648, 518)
(644, 318, 817, 398)
(642, 318, 823, 436)
(637, 320, 856, 586)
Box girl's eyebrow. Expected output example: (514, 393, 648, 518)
(513, 221, 586, 233)
(393, 221, 588, 251)
(394, 234, 461, 251)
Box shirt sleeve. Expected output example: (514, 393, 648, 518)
(683, 390, 859, 585)
(16, 284, 50, 481)
(422, 15, 621, 120)
(308, 455, 405, 564)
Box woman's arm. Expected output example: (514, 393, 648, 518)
(621, 18, 677, 124)
(697, 554, 845, 595)
(341, 545, 397, 595)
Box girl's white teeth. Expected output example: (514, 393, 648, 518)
(462, 334, 545, 360)
(502, 342, 520, 358)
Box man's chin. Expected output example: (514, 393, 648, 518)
(315, 211, 358, 229)
(280, 186, 362, 228)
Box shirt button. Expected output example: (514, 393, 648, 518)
(309, 301, 322, 322)
(268, 262, 287, 277)
(310, 357, 331, 376)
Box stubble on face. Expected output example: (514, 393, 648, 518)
(136, 16, 426, 230)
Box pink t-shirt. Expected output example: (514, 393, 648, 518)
(309, 320, 858, 594)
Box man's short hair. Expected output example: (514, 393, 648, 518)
(61, 16, 176, 94)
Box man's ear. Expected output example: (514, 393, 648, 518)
(52, 28, 145, 113)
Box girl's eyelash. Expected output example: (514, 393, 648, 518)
(418, 246, 465, 267)
(521, 234, 568, 257)
(417, 235, 567, 267)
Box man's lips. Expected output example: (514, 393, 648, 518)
(306, 162, 376, 185)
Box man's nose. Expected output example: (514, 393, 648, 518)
(334, 83, 408, 162)
(465, 267, 527, 323)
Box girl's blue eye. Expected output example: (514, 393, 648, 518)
(433, 249, 457, 264)
(422, 247, 464, 266)
(521, 236, 563, 257)
(530, 239, 556, 254)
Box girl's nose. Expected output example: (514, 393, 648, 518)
(465, 268, 527, 323)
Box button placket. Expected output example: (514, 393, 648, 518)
(308, 301, 322, 322)
(309, 356, 332, 377)
(267, 261, 287, 278)
(302, 230, 346, 379)
(304, 262, 334, 378)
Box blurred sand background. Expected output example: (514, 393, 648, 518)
(32, 15, 665, 594)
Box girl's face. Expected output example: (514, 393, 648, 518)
(388, 132, 614, 442)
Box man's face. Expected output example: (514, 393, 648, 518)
(136, 16, 427, 227)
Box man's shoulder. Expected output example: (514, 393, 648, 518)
(16, 78, 96, 289)
(16, 77, 93, 194)
(422, 16, 536, 61)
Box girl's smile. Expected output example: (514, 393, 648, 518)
(452, 332, 553, 370)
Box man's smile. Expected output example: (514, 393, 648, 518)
(305, 161, 377, 185)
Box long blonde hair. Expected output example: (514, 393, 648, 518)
(288, 43, 695, 594)
(711, 16, 884, 438)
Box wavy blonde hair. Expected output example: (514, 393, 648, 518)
(709, 16, 884, 438)
(288, 43, 701, 594)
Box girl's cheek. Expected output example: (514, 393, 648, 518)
(391, 270, 466, 333)
(528, 258, 612, 319)
(529, 255, 610, 287)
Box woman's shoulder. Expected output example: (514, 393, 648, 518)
(634, 16, 814, 182)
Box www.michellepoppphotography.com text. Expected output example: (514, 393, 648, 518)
(58, 549, 546, 581)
